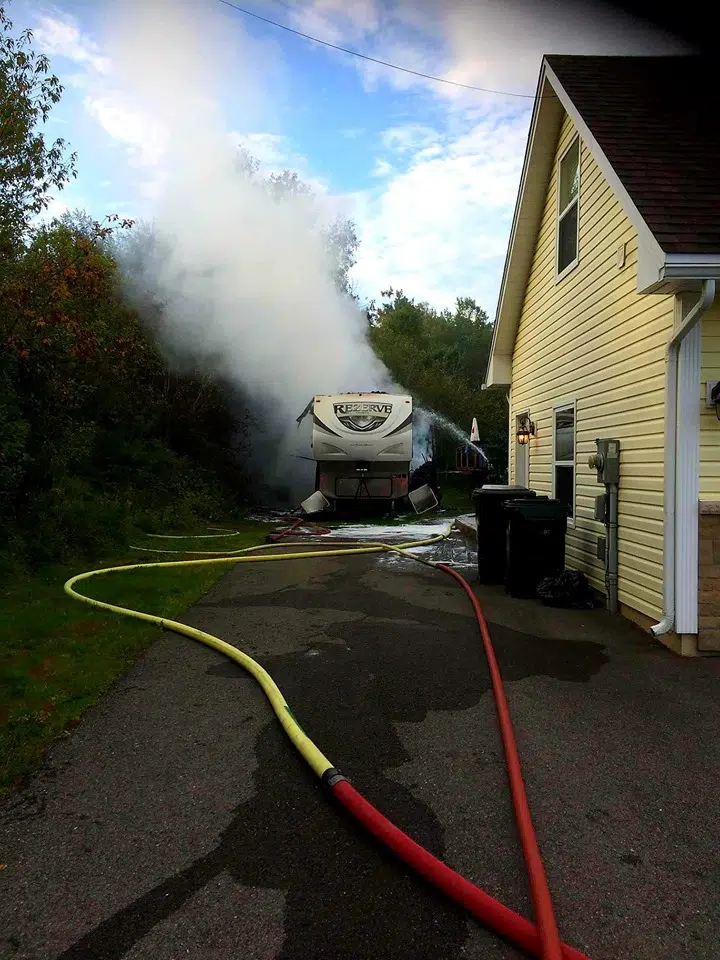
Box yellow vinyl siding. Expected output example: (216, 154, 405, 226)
(700, 301, 720, 499)
(509, 112, 674, 621)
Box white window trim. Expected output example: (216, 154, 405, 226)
(555, 135, 581, 281)
(552, 399, 576, 528)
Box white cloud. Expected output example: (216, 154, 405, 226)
(83, 95, 168, 168)
(356, 36, 448, 95)
(26, 0, 690, 321)
(291, 0, 380, 43)
(31, 4, 296, 214)
(287, 0, 686, 312)
(230, 131, 297, 170)
(381, 124, 438, 154)
(41, 195, 70, 221)
(289, 1, 449, 97)
(34, 188, 88, 227)
(31, 11, 167, 203)
(351, 111, 530, 311)
(34, 13, 111, 75)
(371, 158, 394, 178)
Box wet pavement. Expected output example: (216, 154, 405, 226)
(1, 529, 720, 960)
(323, 519, 476, 571)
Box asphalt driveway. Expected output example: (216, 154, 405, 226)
(1, 530, 719, 959)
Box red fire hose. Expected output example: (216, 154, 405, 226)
(128, 522, 583, 956)
(325, 560, 575, 960)
(437, 564, 564, 960)
(331, 779, 585, 960)
(267, 516, 333, 542)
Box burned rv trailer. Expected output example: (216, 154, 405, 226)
(297, 393, 416, 512)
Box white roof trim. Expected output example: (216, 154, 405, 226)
(486, 58, 666, 388)
(485, 66, 564, 387)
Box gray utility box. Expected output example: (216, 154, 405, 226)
(589, 439, 620, 484)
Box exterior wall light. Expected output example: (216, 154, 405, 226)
(516, 414, 536, 445)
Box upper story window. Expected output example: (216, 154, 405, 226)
(557, 136, 580, 277)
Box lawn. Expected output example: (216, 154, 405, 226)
(0, 522, 269, 798)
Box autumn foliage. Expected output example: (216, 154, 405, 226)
(0, 210, 251, 571)
(0, 8, 249, 572)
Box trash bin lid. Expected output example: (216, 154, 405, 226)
(472, 485, 534, 499)
(503, 498, 567, 518)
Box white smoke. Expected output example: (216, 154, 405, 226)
(411, 408, 434, 466)
(99, 0, 395, 499)
(424, 0, 687, 95)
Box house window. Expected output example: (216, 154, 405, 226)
(553, 403, 575, 521)
(557, 136, 580, 276)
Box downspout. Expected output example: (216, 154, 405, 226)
(651, 279, 716, 637)
(607, 481, 619, 614)
(506, 386, 511, 484)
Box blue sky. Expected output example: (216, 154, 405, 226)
(13, 0, 681, 314)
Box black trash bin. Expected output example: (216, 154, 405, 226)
(503, 498, 568, 598)
(472, 485, 536, 584)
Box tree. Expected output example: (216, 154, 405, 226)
(324, 214, 359, 299)
(0, 209, 252, 568)
(234, 145, 359, 297)
(369, 289, 507, 474)
(0, 15, 252, 570)
(0, 5, 76, 257)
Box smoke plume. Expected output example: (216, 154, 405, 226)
(100, 0, 395, 501)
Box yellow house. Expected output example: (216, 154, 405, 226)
(485, 55, 720, 656)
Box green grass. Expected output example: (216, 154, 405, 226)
(437, 473, 476, 515)
(0, 522, 269, 798)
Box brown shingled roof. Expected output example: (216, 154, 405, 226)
(545, 55, 720, 254)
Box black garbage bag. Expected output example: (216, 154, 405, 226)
(536, 569, 595, 609)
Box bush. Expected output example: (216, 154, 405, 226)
(0, 219, 252, 573)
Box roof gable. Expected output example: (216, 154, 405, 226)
(545, 55, 720, 256)
(486, 55, 720, 387)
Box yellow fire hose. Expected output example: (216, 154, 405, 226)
(63, 527, 450, 779)
(62, 523, 577, 959)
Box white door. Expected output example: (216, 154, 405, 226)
(515, 415, 529, 488)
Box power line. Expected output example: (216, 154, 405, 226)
(216, 0, 535, 98)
